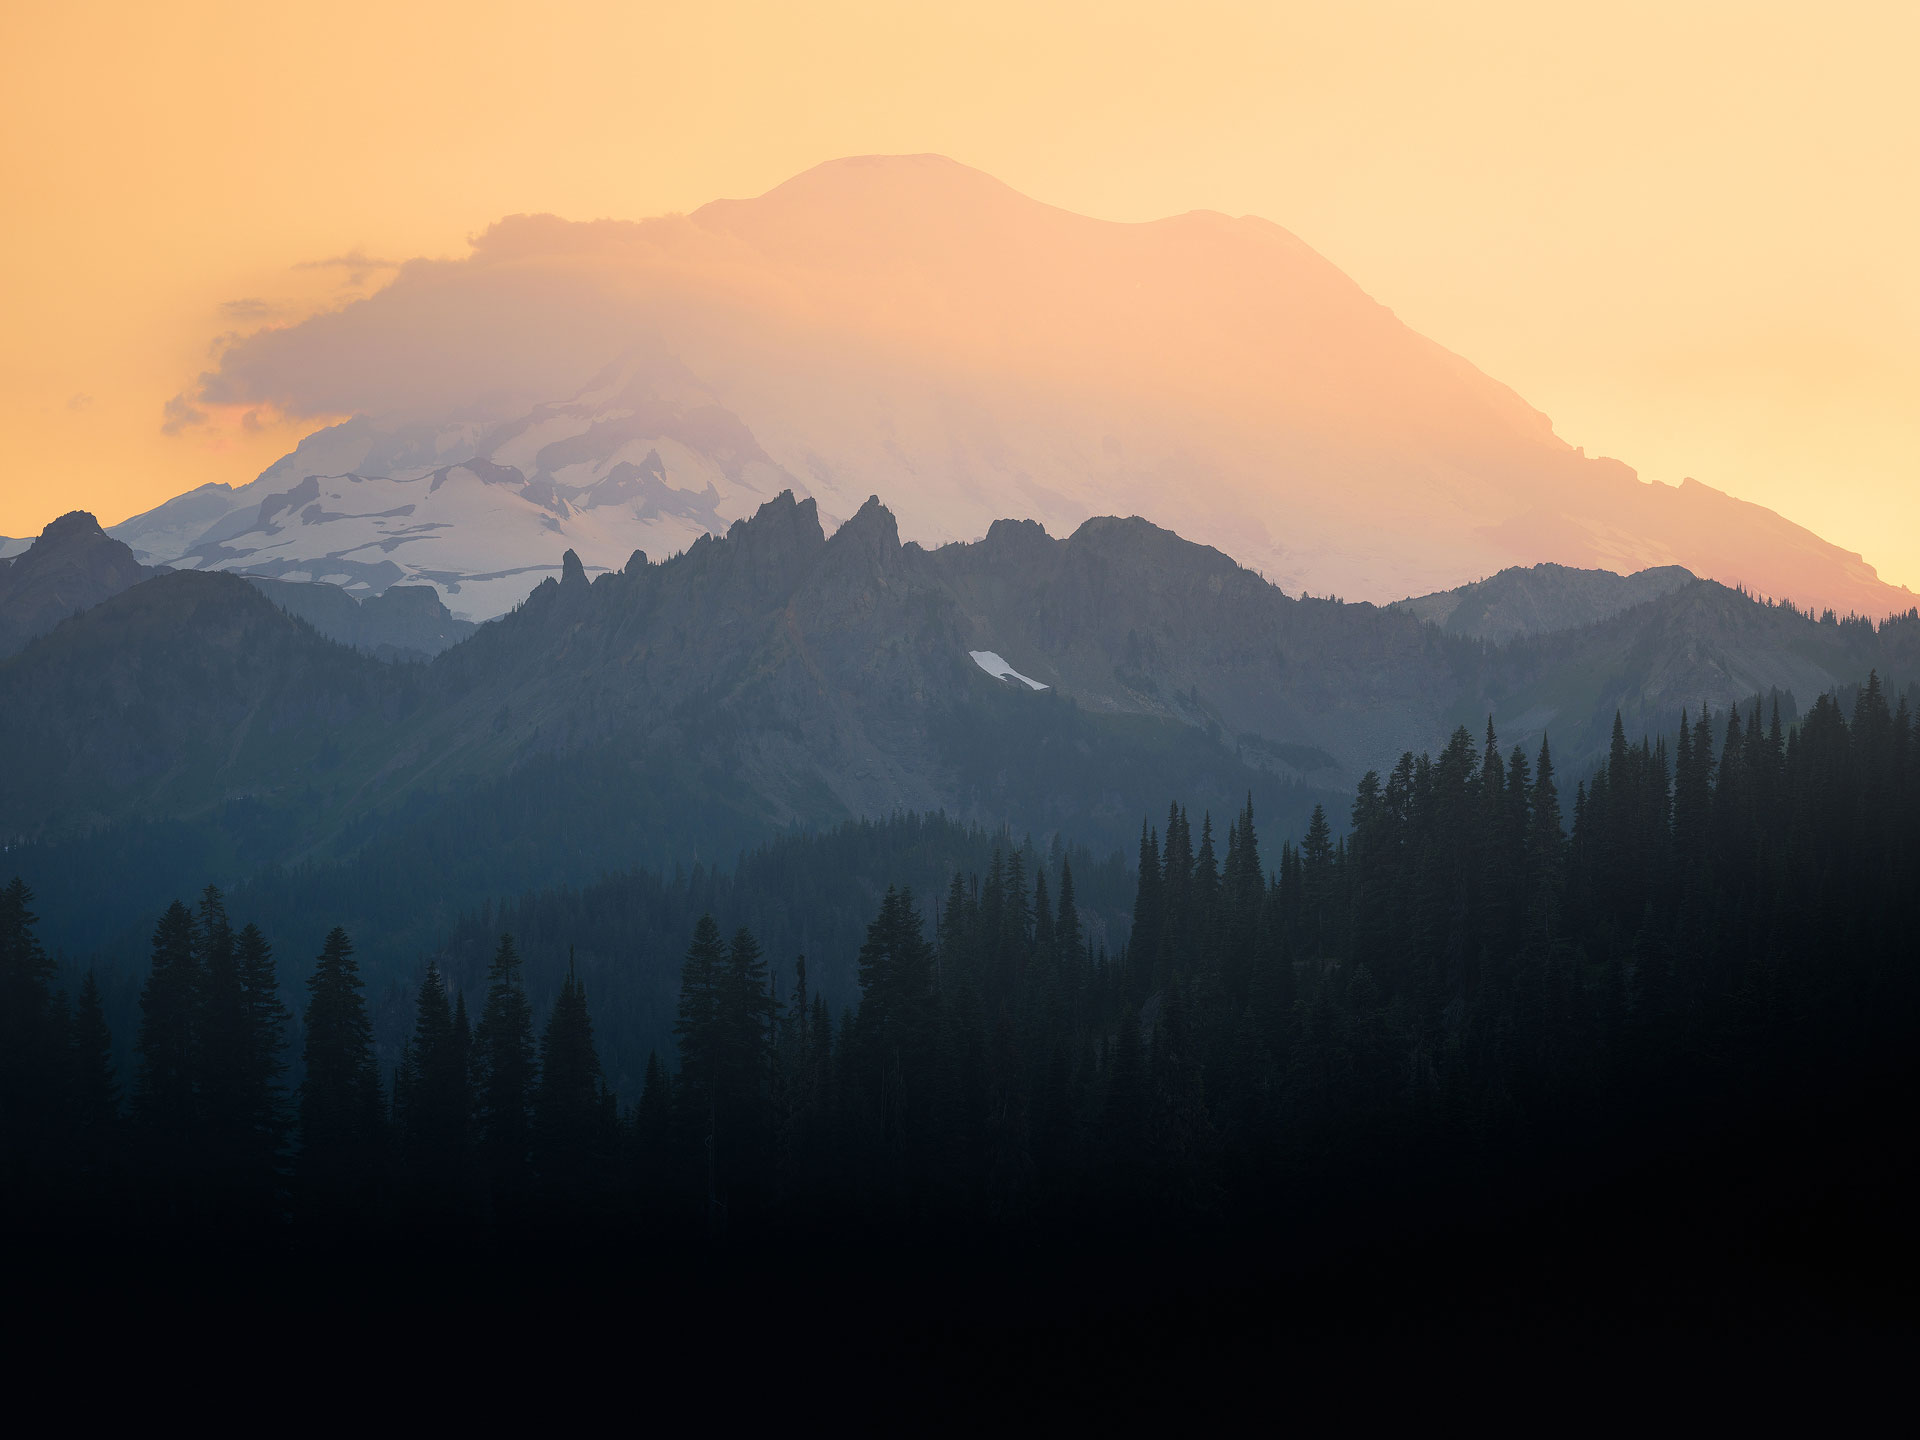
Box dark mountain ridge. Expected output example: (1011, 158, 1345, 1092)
(8, 490, 1919, 865)
(0, 570, 416, 838)
(1395, 560, 1699, 643)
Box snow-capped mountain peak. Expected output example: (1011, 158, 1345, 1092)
(111, 364, 806, 620)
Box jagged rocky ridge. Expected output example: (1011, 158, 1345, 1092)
(6, 491, 1918, 866)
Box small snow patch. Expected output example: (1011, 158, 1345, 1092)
(970, 650, 1048, 690)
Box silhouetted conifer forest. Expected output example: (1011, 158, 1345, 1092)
(6, 677, 1917, 1335)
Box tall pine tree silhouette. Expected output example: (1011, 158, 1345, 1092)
(532, 950, 617, 1210)
(474, 932, 537, 1215)
(0, 880, 62, 1210)
(69, 972, 119, 1189)
(298, 927, 383, 1215)
(395, 960, 471, 1212)
(135, 899, 202, 1208)
(673, 915, 726, 1157)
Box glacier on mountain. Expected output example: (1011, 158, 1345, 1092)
(108, 362, 810, 621)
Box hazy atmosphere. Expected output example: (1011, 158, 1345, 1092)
(5, 2, 1917, 590)
(5, 0, 1916, 1377)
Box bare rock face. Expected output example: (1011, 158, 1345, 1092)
(0, 511, 159, 658)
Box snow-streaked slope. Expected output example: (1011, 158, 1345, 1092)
(111, 364, 811, 620)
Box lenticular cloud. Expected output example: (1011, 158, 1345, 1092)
(171, 154, 1914, 618)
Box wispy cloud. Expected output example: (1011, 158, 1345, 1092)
(193, 217, 641, 419)
(161, 392, 209, 435)
(295, 249, 402, 288)
(66, 392, 93, 411)
(220, 297, 283, 321)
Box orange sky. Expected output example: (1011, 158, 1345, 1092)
(3, 1, 1915, 588)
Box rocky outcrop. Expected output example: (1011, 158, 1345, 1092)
(0, 511, 161, 658)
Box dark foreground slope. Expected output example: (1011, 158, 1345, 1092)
(7, 674, 1916, 1351)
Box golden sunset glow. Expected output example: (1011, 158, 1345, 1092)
(2, 1, 1915, 588)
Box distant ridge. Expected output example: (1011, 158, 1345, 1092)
(1395, 562, 1698, 644)
(10, 494, 1919, 855)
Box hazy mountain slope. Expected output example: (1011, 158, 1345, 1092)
(0, 571, 418, 838)
(0, 511, 162, 657)
(13, 494, 1918, 859)
(925, 516, 1471, 783)
(1396, 562, 1698, 644)
(131, 153, 1917, 620)
(394, 494, 1331, 834)
(9, 497, 1332, 858)
(246, 576, 475, 660)
(1477, 585, 1920, 766)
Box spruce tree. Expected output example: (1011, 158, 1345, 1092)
(474, 932, 537, 1209)
(298, 927, 383, 1211)
(195, 887, 252, 1202)
(719, 930, 775, 1094)
(234, 922, 289, 1197)
(69, 972, 119, 1182)
(852, 887, 939, 1193)
(1031, 869, 1056, 978)
(0, 878, 60, 1182)
(395, 961, 470, 1208)
(1192, 814, 1220, 940)
(533, 953, 617, 1208)
(672, 915, 726, 1154)
(1130, 822, 1163, 998)
(1525, 737, 1565, 933)
(136, 900, 202, 1154)
(1301, 804, 1335, 957)
(1056, 858, 1086, 995)
(632, 1048, 673, 1198)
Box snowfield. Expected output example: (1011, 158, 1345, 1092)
(107, 363, 805, 621)
(969, 650, 1048, 690)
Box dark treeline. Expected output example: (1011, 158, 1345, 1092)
(11, 811, 1138, 1111)
(424, 813, 1134, 1098)
(4, 675, 1917, 1269)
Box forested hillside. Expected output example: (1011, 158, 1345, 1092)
(8, 674, 1913, 1323)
